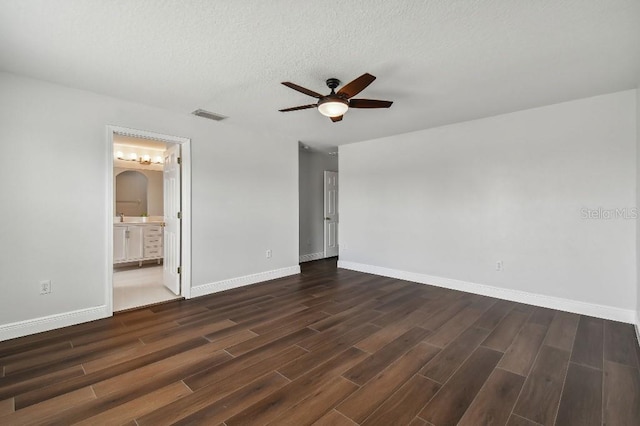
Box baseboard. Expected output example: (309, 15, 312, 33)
(191, 265, 301, 298)
(0, 305, 110, 342)
(299, 252, 324, 263)
(338, 260, 636, 324)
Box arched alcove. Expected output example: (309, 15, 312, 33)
(115, 170, 148, 216)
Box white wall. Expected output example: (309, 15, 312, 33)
(299, 147, 338, 260)
(0, 71, 299, 335)
(340, 90, 637, 321)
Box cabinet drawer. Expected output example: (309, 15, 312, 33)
(144, 237, 162, 245)
(144, 226, 162, 236)
(145, 248, 162, 257)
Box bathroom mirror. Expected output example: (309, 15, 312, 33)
(115, 170, 148, 216)
(114, 169, 164, 217)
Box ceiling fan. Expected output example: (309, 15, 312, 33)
(279, 73, 393, 122)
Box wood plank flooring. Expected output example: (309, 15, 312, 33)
(1, 258, 639, 425)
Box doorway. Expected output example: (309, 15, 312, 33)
(106, 126, 191, 313)
(323, 170, 339, 258)
(298, 144, 338, 263)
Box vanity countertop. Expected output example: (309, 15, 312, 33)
(114, 221, 163, 226)
(114, 216, 164, 226)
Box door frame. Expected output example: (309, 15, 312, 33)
(106, 125, 192, 315)
(323, 170, 339, 258)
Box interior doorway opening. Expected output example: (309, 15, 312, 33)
(298, 143, 339, 264)
(106, 126, 191, 313)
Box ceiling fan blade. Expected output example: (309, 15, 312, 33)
(349, 99, 393, 109)
(330, 115, 343, 122)
(337, 73, 376, 99)
(281, 82, 323, 98)
(279, 104, 317, 112)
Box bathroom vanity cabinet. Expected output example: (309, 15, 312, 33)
(114, 223, 163, 265)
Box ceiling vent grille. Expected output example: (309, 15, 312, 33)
(192, 109, 228, 121)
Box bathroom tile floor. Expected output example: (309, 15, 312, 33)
(113, 264, 181, 311)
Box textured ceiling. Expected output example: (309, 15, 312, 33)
(1, 0, 639, 148)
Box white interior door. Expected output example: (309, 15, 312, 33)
(163, 144, 181, 295)
(324, 171, 339, 258)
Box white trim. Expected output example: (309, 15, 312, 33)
(106, 125, 192, 317)
(635, 312, 640, 350)
(180, 138, 192, 300)
(191, 266, 301, 298)
(299, 252, 325, 263)
(106, 128, 115, 315)
(0, 305, 109, 342)
(338, 260, 636, 324)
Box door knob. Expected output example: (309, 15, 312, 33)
(325, 217, 330, 220)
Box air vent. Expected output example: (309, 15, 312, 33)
(192, 109, 228, 121)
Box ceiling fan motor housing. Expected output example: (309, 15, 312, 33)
(326, 78, 341, 91)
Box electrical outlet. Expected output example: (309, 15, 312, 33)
(266, 249, 272, 259)
(40, 280, 52, 295)
(496, 261, 503, 272)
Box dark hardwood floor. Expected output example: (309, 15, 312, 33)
(1, 258, 639, 425)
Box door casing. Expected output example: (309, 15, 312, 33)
(106, 125, 192, 315)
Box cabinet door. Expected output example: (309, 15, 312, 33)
(113, 226, 127, 263)
(127, 226, 144, 260)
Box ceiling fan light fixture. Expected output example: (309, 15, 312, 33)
(317, 98, 348, 117)
(280, 73, 391, 122)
